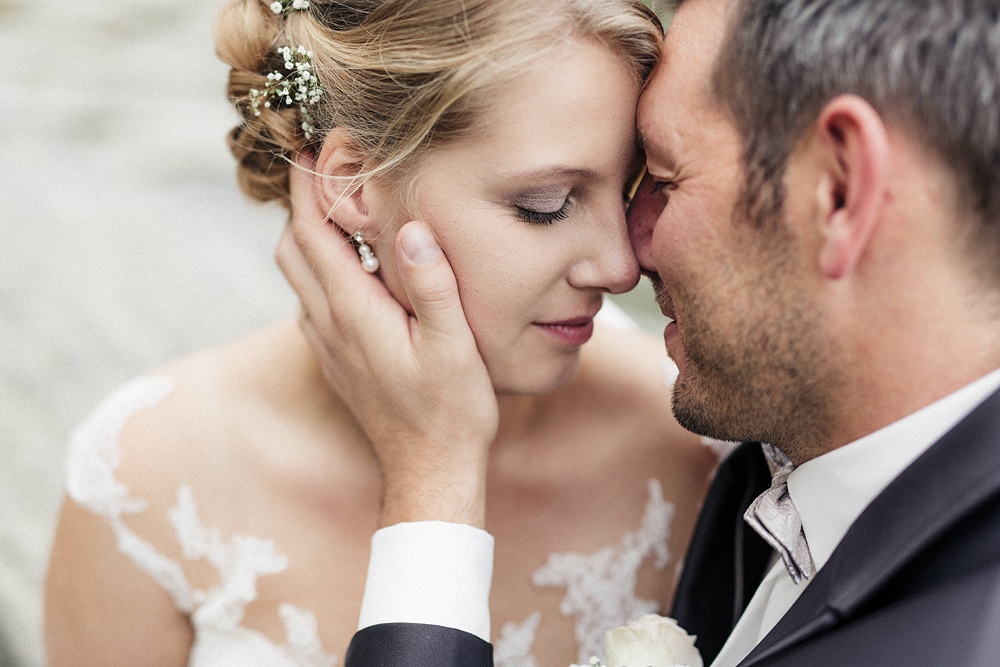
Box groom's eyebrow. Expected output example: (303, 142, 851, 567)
(637, 126, 675, 171)
(636, 125, 661, 162)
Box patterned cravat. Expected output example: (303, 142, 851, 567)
(743, 444, 815, 584)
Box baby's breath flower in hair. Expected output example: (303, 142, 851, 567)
(271, 0, 310, 16)
(248, 44, 324, 139)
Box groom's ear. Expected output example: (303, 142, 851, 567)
(315, 128, 372, 233)
(810, 94, 889, 280)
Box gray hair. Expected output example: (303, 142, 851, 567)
(711, 0, 1000, 277)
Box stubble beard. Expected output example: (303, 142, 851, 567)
(657, 226, 840, 462)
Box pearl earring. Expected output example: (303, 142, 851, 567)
(353, 232, 380, 273)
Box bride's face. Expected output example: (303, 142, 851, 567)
(372, 39, 643, 394)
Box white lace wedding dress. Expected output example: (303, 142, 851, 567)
(65, 306, 735, 667)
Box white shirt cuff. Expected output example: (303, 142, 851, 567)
(357, 521, 494, 642)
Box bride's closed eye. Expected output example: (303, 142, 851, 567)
(515, 199, 571, 226)
(507, 186, 573, 226)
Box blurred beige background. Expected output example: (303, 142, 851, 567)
(0, 1, 666, 666)
(1, 1, 295, 664)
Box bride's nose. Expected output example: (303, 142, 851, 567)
(567, 206, 641, 295)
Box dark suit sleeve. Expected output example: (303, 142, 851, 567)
(345, 623, 494, 667)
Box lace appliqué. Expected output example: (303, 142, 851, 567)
(65, 376, 336, 667)
(510, 479, 675, 665)
(494, 611, 541, 667)
(280, 604, 338, 667)
(66, 377, 194, 610)
(169, 485, 289, 628)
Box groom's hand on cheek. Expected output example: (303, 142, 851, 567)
(277, 152, 498, 529)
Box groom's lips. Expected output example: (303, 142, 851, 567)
(648, 276, 676, 322)
(656, 290, 677, 322)
(652, 282, 681, 349)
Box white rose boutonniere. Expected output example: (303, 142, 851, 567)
(571, 614, 703, 667)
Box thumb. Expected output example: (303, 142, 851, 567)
(395, 221, 470, 345)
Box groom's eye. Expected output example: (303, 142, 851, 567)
(651, 180, 675, 196)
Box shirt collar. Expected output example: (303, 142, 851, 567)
(786, 366, 1000, 572)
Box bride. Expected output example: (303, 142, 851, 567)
(45, 1, 717, 665)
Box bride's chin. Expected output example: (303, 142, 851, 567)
(491, 356, 582, 397)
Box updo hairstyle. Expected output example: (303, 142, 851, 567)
(215, 0, 663, 208)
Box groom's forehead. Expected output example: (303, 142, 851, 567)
(661, 0, 730, 98)
(637, 0, 728, 142)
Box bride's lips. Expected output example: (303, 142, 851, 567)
(534, 315, 596, 346)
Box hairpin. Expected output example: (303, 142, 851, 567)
(270, 0, 310, 16)
(248, 45, 324, 139)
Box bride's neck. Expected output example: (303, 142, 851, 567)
(293, 322, 555, 454)
(492, 392, 554, 452)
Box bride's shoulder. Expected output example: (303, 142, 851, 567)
(50, 322, 315, 661)
(70, 321, 307, 506)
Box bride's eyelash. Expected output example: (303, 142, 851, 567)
(516, 200, 571, 226)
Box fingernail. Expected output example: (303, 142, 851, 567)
(400, 223, 441, 264)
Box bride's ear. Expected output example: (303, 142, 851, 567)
(315, 128, 374, 235)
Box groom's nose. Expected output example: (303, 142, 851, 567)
(626, 171, 666, 273)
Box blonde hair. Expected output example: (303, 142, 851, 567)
(215, 0, 663, 208)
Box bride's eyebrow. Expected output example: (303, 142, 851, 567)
(496, 166, 598, 182)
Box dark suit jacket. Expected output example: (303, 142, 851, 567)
(345, 388, 1000, 667)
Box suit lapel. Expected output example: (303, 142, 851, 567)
(739, 388, 1000, 666)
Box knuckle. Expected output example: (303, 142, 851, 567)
(274, 230, 294, 270)
(290, 216, 311, 245)
(417, 282, 458, 311)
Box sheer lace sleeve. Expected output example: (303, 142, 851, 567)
(64, 377, 336, 667)
(66, 376, 196, 611)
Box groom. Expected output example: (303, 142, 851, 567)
(277, 0, 1000, 665)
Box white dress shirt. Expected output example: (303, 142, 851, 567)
(711, 366, 1000, 667)
(357, 367, 1000, 657)
(358, 521, 494, 641)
